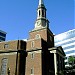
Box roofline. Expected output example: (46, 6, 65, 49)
(0, 30, 7, 34)
(0, 39, 25, 43)
(55, 28, 75, 36)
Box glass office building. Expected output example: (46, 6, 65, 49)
(0, 30, 6, 42)
(54, 29, 75, 59)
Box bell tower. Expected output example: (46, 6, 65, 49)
(29, 0, 54, 48)
(26, 0, 55, 75)
(35, 0, 49, 29)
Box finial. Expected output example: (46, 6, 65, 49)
(39, 0, 44, 5)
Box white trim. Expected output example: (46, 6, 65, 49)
(31, 41, 35, 48)
(28, 50, 41, 55)
(0, 52, 17, 56)
(65, 59, 68, 62)
(54, 53, 57, 75)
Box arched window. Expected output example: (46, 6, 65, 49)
(1, 58, 8, 75)
(42, 10, 44, 17)
(31, 41, 34, 48)
(31, 68, 34, 74)
(39, 10, 40, 17)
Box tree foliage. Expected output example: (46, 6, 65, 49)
(68, 56, 75, 65)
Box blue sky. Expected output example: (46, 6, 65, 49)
(0, 0, 74, 41)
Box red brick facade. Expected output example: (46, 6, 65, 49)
(0, 40, 27, 75)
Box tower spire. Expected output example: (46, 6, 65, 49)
(39, 0, 44, 5)
(34, 0, 49, 29)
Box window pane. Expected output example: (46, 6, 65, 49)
(31, 53, 34, 59)
(1, 58, 8, 75)
(31, 68, 34, 74)
(4, 44, 9, 48)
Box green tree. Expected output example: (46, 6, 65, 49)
(68, 56, 75, 66)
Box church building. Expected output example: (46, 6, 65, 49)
(0, 0, 65, 75)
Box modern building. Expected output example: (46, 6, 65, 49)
(54, 29, 75, 63)
(0, 30, 6, 42)
(0, 0, 65, 75)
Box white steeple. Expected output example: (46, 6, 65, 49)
(39, 0, 44, 5)
(34, 0, 49, 29)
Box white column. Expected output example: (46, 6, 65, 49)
(54, 53, 58, 75)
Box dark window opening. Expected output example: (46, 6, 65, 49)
(39, 10, 40, 17)
(31, 41, 34, 48)
(31, 68, 34, 74)
(4, 44, 9, 48)
(0, 32, 6, 37)
(31, 53, 34, 59)
(0, 37, 5, 41)
(42, 10, 44, 17)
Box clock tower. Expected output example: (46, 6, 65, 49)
(35, 0, 49, 29)
(25, 0, 65, 75)
(29, 0, 54, 48)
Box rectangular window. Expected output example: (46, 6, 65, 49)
(31, 53, 34, 59)
(31, 41, 34, 48)
(39, 10, 40, 17)
(4, 44, 9, 48)
(42, 10, 44, 17)
(50, 36, 52, 41)
(31, 68, 34, 74)
(0, 32, 6, 37)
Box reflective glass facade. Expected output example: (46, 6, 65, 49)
(0, 30, 6, 42)
(54, 29, 75, 57)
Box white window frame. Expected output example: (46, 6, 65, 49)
(31, 68, 34, 75)
(31, 41, 35, 48)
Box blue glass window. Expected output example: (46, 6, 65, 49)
(57, 40, 75, 46)
(65, 50, 75, 54)
(63, 45, 75, 50)
(0, 32, 6, 37)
